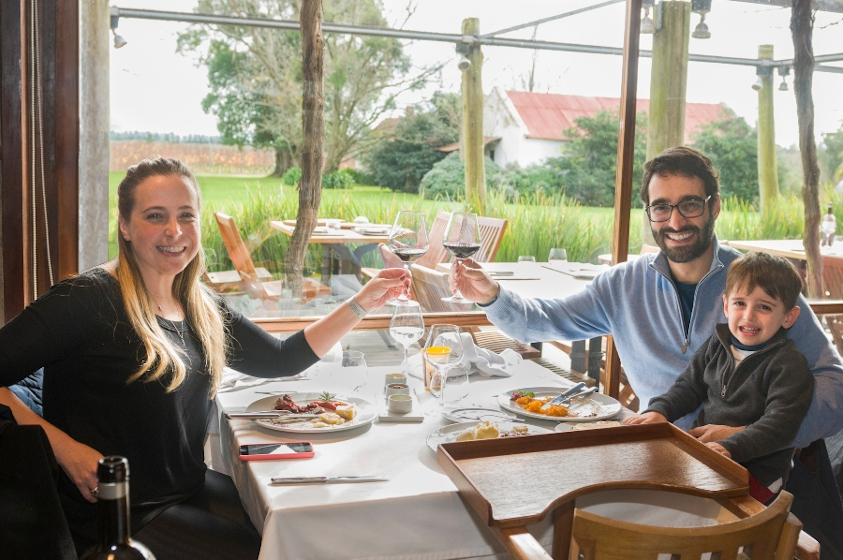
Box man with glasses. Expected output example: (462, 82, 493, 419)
(454, 146, 843, 449)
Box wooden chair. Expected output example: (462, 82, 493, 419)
(826, 314, 843, 355)
(213, 212, 330, 303)
(475, 216, 508, 263)
(569, 490, 801, 560)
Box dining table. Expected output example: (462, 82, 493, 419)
(206, 342, 793, 560)
(270, 220, 391, 280)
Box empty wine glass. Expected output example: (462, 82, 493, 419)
(442, 212, 481, 303)
(548, 248, 568, 265)
(389, 303, 425, 376)
(423, 324, 464, 416)
(387, 211, 429, 305)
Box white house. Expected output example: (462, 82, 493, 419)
(480, 86, 730, 168)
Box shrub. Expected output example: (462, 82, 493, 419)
(281, 166, 302, 187)
(343, 168, 374, 185)
(322, 169, 354, 190)
(419, 153, 506, 201)
(503, 163, 566, 197)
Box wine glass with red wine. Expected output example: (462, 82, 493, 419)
(442, 211, 481, 303)
(387, 211, 429, 305)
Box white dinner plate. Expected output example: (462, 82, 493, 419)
(245, 393, 376, 434)
(426, 421, 552, 452)
(497, 386, 622, 423)
(441, 406, 516, 424)
(355, 226, 391, 236)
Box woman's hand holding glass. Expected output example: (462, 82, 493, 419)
(423, 324, 465, 415)
(389, 303, 424, 376)
(387, 211, 429, 304)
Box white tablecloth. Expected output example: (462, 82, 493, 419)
(210, 356, 731, 560)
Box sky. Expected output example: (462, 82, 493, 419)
(109, 0, 843, 148)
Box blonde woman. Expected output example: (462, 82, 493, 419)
(0, 158, 407, 559)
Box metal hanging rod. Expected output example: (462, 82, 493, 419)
(111, 7, 843, 74)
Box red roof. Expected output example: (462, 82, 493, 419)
(504, 90, 727, 141)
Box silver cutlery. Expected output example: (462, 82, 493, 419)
(541, 382, 586, 409)
(225, 411, 318, 420)
(270, 476, 388, 485)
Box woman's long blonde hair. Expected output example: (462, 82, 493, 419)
(116, 157, 228, 397)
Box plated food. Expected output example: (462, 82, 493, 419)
(426, 421, 552, 451)
(246, 393, 376, 433)
(497, 386, 622, 423)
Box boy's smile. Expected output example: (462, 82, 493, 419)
(723, 284, 800, 347)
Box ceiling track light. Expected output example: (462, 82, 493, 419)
(752, 66, 772, 91)
(640, 7, 655, 34)
(777, 66, 791, 92)
(692, 13, 711, 39)
(110, 7, 127, 49)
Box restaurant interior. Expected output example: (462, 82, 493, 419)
(2, 1, 843, 559)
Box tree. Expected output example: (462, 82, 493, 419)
(177, 0, 432, 174)
(692, 112, 760, 202)
(546, 110, 647, 207)
(362, 92, 460, 193)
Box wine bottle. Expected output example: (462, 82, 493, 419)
(80, 456, 156, 560)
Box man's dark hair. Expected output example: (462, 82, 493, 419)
(725, 251, 804, 310)
(640, 146, 720, 206)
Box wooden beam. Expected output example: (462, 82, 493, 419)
(604, 0, 642, 401)
(461, 17, 486, 215)
(1, 0, 27, 321)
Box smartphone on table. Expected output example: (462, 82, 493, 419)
(239, 442, 315, 461)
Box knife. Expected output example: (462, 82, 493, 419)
(541, 382, 586, 409)
(270, 476, 388, 485)
(225, 411, 318, 420)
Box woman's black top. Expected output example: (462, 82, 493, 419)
(0, 268, 319, 540)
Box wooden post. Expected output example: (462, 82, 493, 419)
(646, 0, 690, 159)
(642, 0, 690, 246)
(605, 0, 643, 401)
(756, 44, 780, 214)
(287, 0, 325, 299)
(791, 0, 823, 298)
(461, 18, 486, 215)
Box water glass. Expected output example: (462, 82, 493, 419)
(389, 302, 425, 375)
(517, 255, 536, 263)
(548, 248, 568, 264)
(440, 364, 470, 410)
(341, 350, 369, 396)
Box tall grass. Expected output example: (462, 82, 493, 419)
(109, 171, 833, 275)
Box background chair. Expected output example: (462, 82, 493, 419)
(569, 490, 801, 560)
(213, 212, 330, 303)
(475, 216, 508, 263)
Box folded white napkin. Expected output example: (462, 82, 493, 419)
(458, 332, 521, 377)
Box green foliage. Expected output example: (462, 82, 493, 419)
(343, 168, 374, 185)
(820, 124, 843, 184)
(691, 112, 760, 202)
(419, 153, 506, 201)
(546, 110, 647, 207)
(281, 167, 302, 187)
(362, 92, 460, 193)
(322, 169, 354, 190)
(502, 164, 566, 197)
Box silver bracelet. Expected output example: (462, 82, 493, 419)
(346, 297, 368, 318)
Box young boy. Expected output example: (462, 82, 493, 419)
(624, 251, 814, 503)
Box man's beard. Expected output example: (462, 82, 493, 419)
(652, 214, 716, 264)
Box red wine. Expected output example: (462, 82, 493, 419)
(443, 242, 481, 259)
(393, 248, 427, 262)
(80, 457, 156, 560)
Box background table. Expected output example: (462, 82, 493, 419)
(270, 220, 390, 279)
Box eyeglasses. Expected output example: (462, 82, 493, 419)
(645, 196, 712, 222)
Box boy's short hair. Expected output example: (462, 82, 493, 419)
(725, 251, 804, 310)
